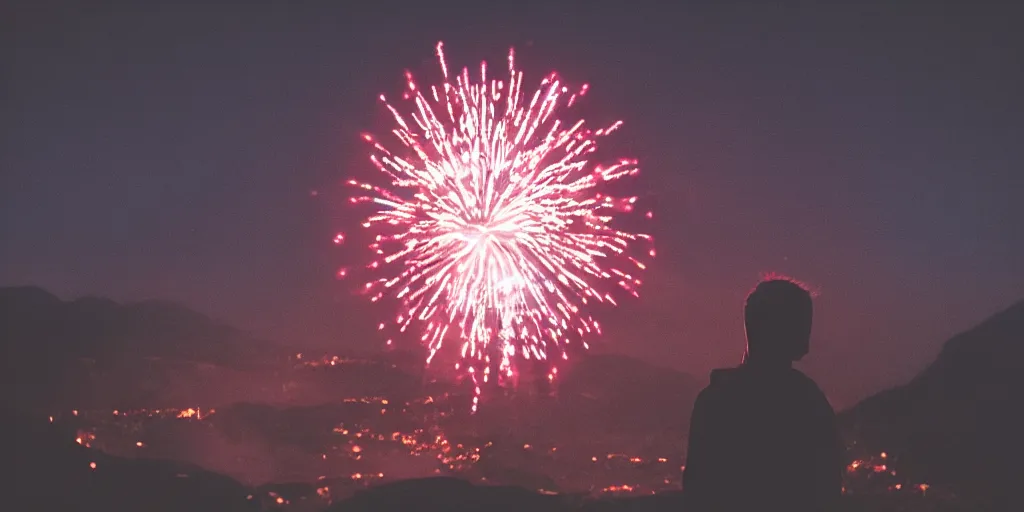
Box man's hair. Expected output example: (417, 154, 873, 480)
(744, 278, 813, 361)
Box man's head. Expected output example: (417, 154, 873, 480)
(743, 278, 814, 363)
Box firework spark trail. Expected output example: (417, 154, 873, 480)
(345, 42, 653, 407)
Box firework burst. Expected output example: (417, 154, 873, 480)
(345, 42, 653, 405)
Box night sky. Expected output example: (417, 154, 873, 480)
(3, 2, 1022, 408)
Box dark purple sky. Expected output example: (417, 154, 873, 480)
(3, 2, 1022, 408)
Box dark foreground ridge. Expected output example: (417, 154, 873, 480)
(11, 409, 256, 512)
(9, 406, 992, 512)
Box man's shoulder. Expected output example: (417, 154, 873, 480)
(709, 366, 741, 385)
(786, 368, 837, 414)
(704, 366, 829, 398)
(787, 368, 829, 394)
(695, 367, 743, 400)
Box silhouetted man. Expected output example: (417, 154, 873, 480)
(683, 279, 842, 511)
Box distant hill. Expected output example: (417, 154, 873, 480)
(1, 285, 705, 492)
(0, 285, 700, 427)
(0, 286, 286, 366)
(0, 286, 296, 412)
(841, 299, 1024, 507)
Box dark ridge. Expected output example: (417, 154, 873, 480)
(840, 299, 1024, 508)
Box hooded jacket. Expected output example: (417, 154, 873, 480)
(683, 364, 843, 511)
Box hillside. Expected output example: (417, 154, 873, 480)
(841, 299, 1024, 507)
(0, 286, 425, 412)
(2, 285, 1006, 509)
(0, 286, 286, 366)
(1, 286, 702, 493)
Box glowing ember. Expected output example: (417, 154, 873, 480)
(347, 42, 652, 403)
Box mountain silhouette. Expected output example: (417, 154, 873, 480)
(1, 286, 284, 365)
(1, 286, 700, 427)
(1, 286, 291, 412)
(841, 298, 1023, 507)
